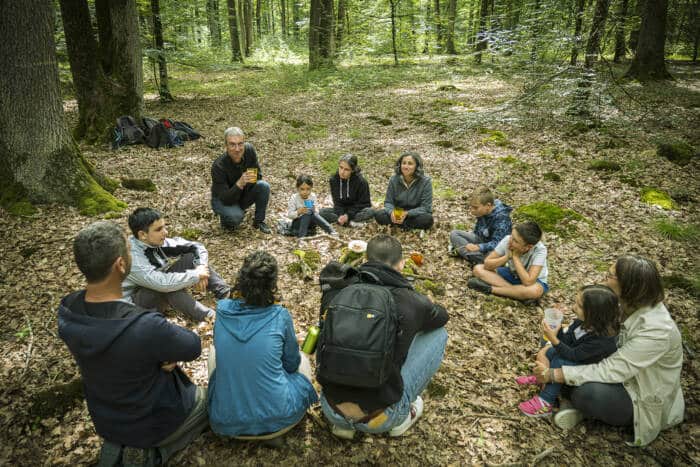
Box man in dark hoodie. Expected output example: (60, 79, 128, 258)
(319, 154, 375, 227)
(58, 221, 208, 465)
(449, 186, 512, 265)
(318, 235, 449, 439)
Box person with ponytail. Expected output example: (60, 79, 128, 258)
(319, 154, 375, 227)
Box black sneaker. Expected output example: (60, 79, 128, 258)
(254, 221, 271, 234)
(468, 277, 492, 295)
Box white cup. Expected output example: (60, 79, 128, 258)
(544, 308, 563, 329)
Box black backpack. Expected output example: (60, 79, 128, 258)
(172, 121, 202, 140)
(144, 121, 183, 148)
(113, 115, 145, 148)
(316, 271, 399, 388)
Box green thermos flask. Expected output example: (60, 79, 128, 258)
(301, 325, 320, 354)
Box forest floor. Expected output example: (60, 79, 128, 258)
(1, 56, 699, 466)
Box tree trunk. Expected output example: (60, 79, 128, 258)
(227, 0, 244, 61)
(280, 0, 288, 36)
(60, 0, 143, 142)
(0, 0, 124, 214)
(207, 0, 223, 47)
(151, 0, 173, 102)
(625, 0, 671, 79)
(474, 0, 489, 63)
(293, 0, 301, 38)
(336, 0, 347, 53)
(434, 0, 443, 50)
(445, 0, 457, 54)
(570, 0, 586, 65)
(584, 0, 611, 68)
(309, 0, 334, 69)
(242, 0, 253, 56)
(613, 0, 629, 62)
(423, 0, 432, 53)
(256, 0, 262, 37)
(389, 0, 399, 65)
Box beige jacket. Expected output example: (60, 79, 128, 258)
(562, 302, 684, 446)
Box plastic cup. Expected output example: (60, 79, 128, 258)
(393, 207, 405, 220)
(542, 308, 563, 342)
(246, 167, 258, 183)
(410, 252, 424, 266)
(304, 199, 314, 209)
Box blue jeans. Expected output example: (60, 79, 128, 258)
(539, 346, 575, 404)
(496, 266, 549, 294)
(320, 327, 448, 433)
(211, 181, 270, 229)
(292, 213, 333, 237)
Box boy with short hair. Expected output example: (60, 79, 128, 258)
(449, 187, 512, 265)
(468, 221, 549, 302)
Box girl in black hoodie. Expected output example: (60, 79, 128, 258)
(319, 154, 375, 226)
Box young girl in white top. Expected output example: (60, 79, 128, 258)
(287, 174, 337, 238)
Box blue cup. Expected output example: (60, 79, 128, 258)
(304, 199, 314, 209)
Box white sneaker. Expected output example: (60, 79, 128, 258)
(554, 408, 584, 430)
(388, 396, 424, 437)
(331, 424, 356, 440)
(349, 221, 366, 228)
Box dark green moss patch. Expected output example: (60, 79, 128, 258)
(29, 378, 84, 420)
(543, 172, 562, 182)
(417, 279, 446, 296)
(367, 115, 392, 126)
(433, 140, 453, 148)
(437, 84, 458, 91)
(121, 178, 157, 192)
(514, 201, 585, 236)
(479, 128, 509, 147)
(657, 140, 696, 166)
(0, 182, 38, 216)
(177, 228, 203, 241)
(588, 159, 621, 172)
(427, 380, 448, 398)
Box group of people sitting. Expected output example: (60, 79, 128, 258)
(55, 127, 685, 466)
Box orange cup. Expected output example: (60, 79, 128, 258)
(410, 252, 424, 266)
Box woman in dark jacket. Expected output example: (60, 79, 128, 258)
(319, 154, 375, 227)
(375, 152, 433, 230)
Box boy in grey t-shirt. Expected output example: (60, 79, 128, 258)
(468, 221, 549, 302)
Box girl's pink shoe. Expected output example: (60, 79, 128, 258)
(515, 375, 538, 385)
(519, 395, 553, 417)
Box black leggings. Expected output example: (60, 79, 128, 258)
(567, 382, 634, 427)
(374, 210, 433, 230)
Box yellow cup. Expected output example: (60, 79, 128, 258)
(246, 167, 258, 183)
(393, 207, 405, 219)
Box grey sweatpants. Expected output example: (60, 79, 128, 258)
(449, 230, 485, 264)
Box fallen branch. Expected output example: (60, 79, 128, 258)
(21, 313, 34, 377)
(298, 233, 345, 245)
(403, 272, 438, 281)
(530, 447, 555, 466)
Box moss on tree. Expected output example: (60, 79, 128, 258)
(514, 201, 585, 236)
(640, 188, 675, 210)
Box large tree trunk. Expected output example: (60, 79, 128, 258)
(445, 0, 457, 54)
(474, 0, 489, 63)
(60, 0, 143, 142)
(151, 0, 173, 102)
(309, 0, 334, 69)
(244, 0, 253, 56)
(207, 0, 222, 47)
(570, 0, 586, 65)
(613, 0, 629, 62)
(0, 0, 124, 215)
(625, 0, 671, 79)
(255, 0, 262, 37)
(584, 0, 611, 68)
(335, 0, 347, 53)
(227, 0, 244, 61)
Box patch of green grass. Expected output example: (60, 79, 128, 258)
(453, 223, 469, 231)
(476, 153, 494, 160)
(287, 132, 303, 143)
(367, 115, 392, 126)
(662, 273, 700, 298)
(308, 124, 328, 139)
(543, 172, 562, 182)
(432, 179, 457, 200)
(592, 260, 611, 272)
(177, 228, 203, 241)
(433, 140, 454, 148)
(514, 201, 586, 236)
(588, 159, 621, 172)
(496, 183, 514, 194)
(641, 188, 676, 210)
(499, 155, 518, 164)
(252, 112, 265, 121)
(479, 128, 509, 147)
(431, 98, 468, 109)
(652, 218, 700, 241)
(348, 128, 363, 139)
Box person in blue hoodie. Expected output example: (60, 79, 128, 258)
(208, 251, 318, 438)
(449, 187, 512, 265)
(58, 221, 208, 466)
(375, 151, 434, 230)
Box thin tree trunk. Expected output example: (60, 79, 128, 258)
(243, 0, 253, 55)
(625, 0, 671, 79)
(570, 0, 586, 65)
(227, 0, 244, 61)
(151, 0, 173, 102)
(474, 0, 489, 63)
(390, 0, 399, 65)
(280, 0, 288, 36)
(613, 0, 629, 62)
(336, 0, 346, 53)
(445, 0, 457, 54)
(207, 0, 222, 47)
(293, 0, 301, 38)
(309, 0, 334, 69)
(256, 0, 262, 37)
(584, 0, 611, 68)
(424, 0, 432, 53)
(0, 0, 123, 213)
(434, 0, 443, 50)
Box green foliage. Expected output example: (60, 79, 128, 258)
(496, 183, 514, 194)
(287, 132, 303, 143)
(662, 273, 700, 298)
(640, 188, 676, 210)
(432, 179, 457, 200)
(121, 178, 157, 192)
(588, 159, 621, 172)
(0, 182, 37, 216)
(657, 140, 696, 165)
(514, 201, 585, 236)
(652, 218, 700, 241)
(177, 228, 203, 241)
(479, 128, 509, 147)
(543, 172, 562, 182)
(416, 280, 446, 296)
(453, 223, 469, 231)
